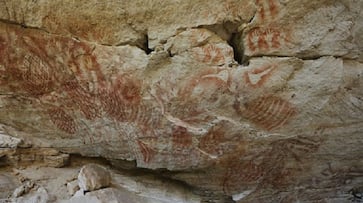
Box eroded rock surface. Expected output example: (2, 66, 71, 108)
(1, 165, 201, 203)
(0, 0, 362, 202)
(78, 164, 111, 192)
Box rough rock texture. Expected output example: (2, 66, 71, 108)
(67, 180, 80, 196)
(0, 172, 19, 199)
(0, 0, 362, 202)
(0, 165, 201, 203)
(78, 164, 111, 191)
(69, 187, 200, 203)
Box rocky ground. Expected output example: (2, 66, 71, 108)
(0, 156, 202, 203)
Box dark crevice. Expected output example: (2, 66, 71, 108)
(229, 8, 256, 66)
(0, 156, 8, 167)
(248, 54, 345, 61)
(198, 21, 239, 42)
(68, 153, 112, 167)
(0, 18, 49, 33)
(78, 155, 235, 202)
(113, 33, 154, 54)
(227, 32, 244, 65)
(198, 21, 249, 66)
(195, 189, 236, 203)
(111, 160, 232, 202)
(69, 154, 224, 200)
(167, 49, 173, 57)
(197, 20, 254, 66)
(142, 34, 153, 55)
(228, 31, 252, 66)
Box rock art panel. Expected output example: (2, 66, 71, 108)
(234, 95, 296, 131)
(166, 28, 235, 66)
(192, 43, 234, 66)
(255, 0, 280, 22)
(0, 1, 362, 202)
(0, 23, 107, 136)
(246, 27, 291, 54)
(243, 63, 277, 88)
(0, 0, 255, 47)
(244, 0, 362, 59)
(47, 108, 78, 135)
(215, 132, 324, 196)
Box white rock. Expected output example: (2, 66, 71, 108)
(232, 190, 254, 201)
(85, 188, 138, 203)
(78, 164, 111, 192)
(14, 187, 50, 203)
(67, 195, 101, 203)
(12, 181, 34, 198)
(67, 180, 80, 196)
(0, 0, 362, 202)
(0, 127, 22, 148)
(0, 174, 18, 198)
(12, 185, 26, 198)
(73, 189, 85, 197)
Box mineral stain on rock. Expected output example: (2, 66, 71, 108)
(235, 95, 297, 131)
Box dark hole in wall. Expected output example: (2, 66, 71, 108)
(200, 21, 249, 66)
(0, 156, 8, 167)
(143, 34, 153, 55)
(228, 32, 243, 65)
(227, 32, 250, 66)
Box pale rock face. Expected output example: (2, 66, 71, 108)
(0, 173, 19, 198)
(15, 187, 50, 203)
(73, 189, 85, 197)
(78, 164, 111, 192)
(242, 0, 363, 60)
(4, 166, 201, 202)
(12, 181, 35, 198)
(0, 0, 255, 48)
(0, 0, 362, 202)
(0, 125, 22, 148)
(67, 180, 80, 196)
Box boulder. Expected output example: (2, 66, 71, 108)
(78, 164, 111, 192)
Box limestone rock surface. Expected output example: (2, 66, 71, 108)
(67, 180, 80, 196)
(1, 165, 201, 203)
(0, 173, 19, 199)
(78, 164, 111, 191)
(0, 0, 362, 202)
(0, 127, 22, 148)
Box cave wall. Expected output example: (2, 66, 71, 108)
(0, 0, 362, 202)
